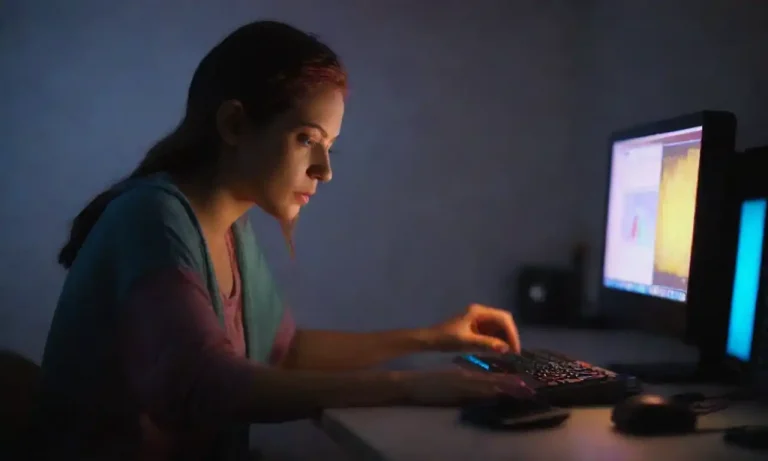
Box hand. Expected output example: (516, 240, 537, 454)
(398, 369, 534, 406)
(427, 304, 521, 354)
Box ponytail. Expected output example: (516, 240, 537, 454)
(58, 122, 207, 269)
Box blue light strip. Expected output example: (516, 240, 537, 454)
(464, 354, 491, 370)
(726, 198, 767, 362)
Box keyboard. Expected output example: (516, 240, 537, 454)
(454, 348, 642, 406)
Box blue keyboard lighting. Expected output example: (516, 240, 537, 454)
(464, 354, 490, 370)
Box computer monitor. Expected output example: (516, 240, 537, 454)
(724, 145, 768, 397)
(598, 111, 738, 383)
(602, 125, 702, 306)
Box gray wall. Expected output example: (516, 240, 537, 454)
(2, 0, 768, 368)
(2, 0, 767, 458)
(576, 1, 768, 301)
(0, 0, 584, 359)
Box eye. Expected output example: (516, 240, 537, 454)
(297, 133, 317, 148)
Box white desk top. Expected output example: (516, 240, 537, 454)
(319, 328, 768, 461)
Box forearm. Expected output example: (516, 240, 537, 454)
(122, 271, 411, 426)
(188, 354, 411, 424)
(282, 329, 436, 372)
(237, 365, 411, 422)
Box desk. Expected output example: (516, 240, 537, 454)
(319, 328, 768, 461)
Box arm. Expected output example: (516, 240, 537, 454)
(281, 328, 436, 372)
(120, 269, 412, 427)
(279, 304, 523, 372)
(107, 189, 415, 427)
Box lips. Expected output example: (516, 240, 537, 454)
(296, 192, 313, 205)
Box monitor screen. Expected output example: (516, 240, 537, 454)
(725, 198, 766, 362)
(602, 126, 703, 303)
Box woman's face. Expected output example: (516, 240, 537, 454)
(221, 86, 345, 222)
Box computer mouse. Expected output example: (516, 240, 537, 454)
(723, 425, 768, 451)
(611, 394, 697, 435)
(460, 396, 570, 431)
(670, 392, 707, 404)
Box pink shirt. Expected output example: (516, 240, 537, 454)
(41, 179, 297, 461)
(118, 231, 295, 459)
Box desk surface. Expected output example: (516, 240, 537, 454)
(320, 328, 768, 461)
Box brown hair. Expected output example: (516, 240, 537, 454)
(58, 21, 347, 269)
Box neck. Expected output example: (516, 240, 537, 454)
(172, 170, 252, 240)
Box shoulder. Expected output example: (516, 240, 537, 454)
(92, 177, 206, 276)
(102, 179, 194, 232)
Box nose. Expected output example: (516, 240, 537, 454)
(308, 163, 332, 183)
(308, 147, 333, 183)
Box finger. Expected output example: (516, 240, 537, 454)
(491, 308, 521, 354)
(501, 313, 521, 354)
(465, 333, 511, 353)
(494, 383, 536, 398)
(490, 376, 536, 397)
(470, 306, 521, 354)
(461, 370, 535, 396)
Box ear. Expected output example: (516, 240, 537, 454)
(215, 99, 248, 147)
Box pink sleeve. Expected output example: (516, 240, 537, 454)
(119, 268, 261, 429)
(268, 308, 296, 366)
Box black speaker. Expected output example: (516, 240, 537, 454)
(516, 244, 589, 326)
(516, 266, 578, 325)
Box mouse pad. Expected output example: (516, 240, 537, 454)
(460, 406, 571, 431)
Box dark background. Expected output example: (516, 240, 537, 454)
(1, 1, 767, 457)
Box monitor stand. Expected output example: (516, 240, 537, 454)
(605, 360, 740, 385)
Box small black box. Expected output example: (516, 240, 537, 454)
(516, 266, 580, 325)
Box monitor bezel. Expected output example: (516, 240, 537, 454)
(597, 111, 737, 350)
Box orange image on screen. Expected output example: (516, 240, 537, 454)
(653, 147, 700, 280)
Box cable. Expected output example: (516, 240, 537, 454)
(690, 399, 730, 415)
(672, 388, 758, 415)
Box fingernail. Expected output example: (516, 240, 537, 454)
(522, 386, 536, 395)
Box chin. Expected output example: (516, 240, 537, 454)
(277, 205, 301, 223)
(260, 197, 299, 223)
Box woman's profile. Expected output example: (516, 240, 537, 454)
(40, 20, 528, 460)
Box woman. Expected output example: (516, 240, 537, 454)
(40, 20, 529, 460)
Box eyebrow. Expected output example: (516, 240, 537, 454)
(299, 122, 334, 140)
